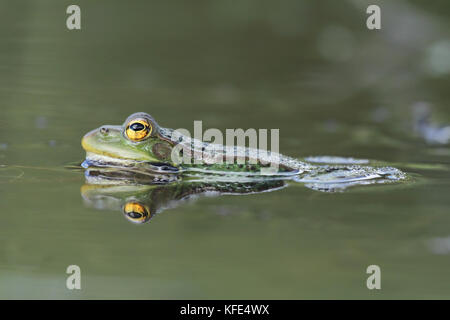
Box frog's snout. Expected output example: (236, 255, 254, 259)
(81, 125, 122, 151)
(81, 128, 96, 151)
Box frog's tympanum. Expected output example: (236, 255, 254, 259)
(81, 112, 407, 223)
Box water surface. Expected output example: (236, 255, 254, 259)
(0, 0, 449, 299)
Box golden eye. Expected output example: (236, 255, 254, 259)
(125, 119, 152, 141)
(123, 202, 151, 224)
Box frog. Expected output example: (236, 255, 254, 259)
(81, 112, 407, 191)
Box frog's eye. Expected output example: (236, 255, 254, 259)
(123, 202, 151, 224)
(125, 119, 152, 142)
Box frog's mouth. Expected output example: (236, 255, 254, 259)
(82, 152, 179, 173)
(82, 152, 145, 168)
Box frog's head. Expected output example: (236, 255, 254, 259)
(81, 112, 177, 170)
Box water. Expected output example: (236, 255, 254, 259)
(0, 0, 449, 299)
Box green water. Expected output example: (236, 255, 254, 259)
(1, 0, 450, 299)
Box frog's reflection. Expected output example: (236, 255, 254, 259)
(123, 202, 152, 223)
(81, 168, 287, 224)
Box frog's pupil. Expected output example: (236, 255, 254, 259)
(128, 211, 143, 219)
(130, 123, 145, 131)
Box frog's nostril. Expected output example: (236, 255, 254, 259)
(100, 127, 109, 134)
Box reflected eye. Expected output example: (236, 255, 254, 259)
(123, 202, 151, 224)
(125, 119, 152, 141)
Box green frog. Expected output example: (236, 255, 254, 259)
(81, 112, 407, 191)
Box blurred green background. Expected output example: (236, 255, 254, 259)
(0, 0, 449, 298)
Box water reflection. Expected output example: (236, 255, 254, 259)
(80, 155, 411, 224)
(81, 168, 287, 224)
